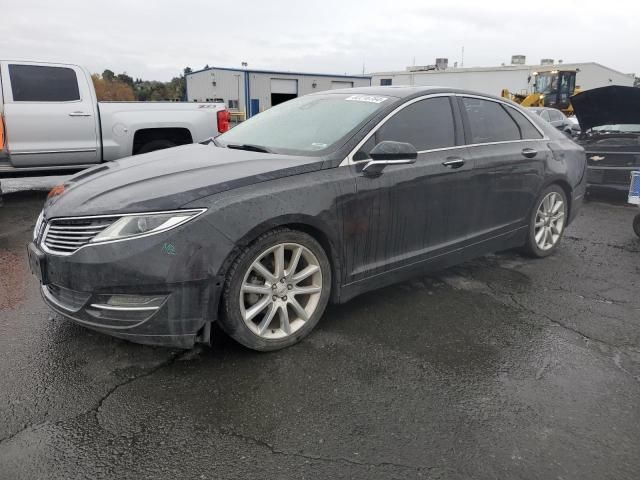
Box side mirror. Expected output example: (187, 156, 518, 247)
(362, 141, 417, 175)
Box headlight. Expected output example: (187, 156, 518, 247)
(90, 209, 205, 243)
(33, 210, 44, 241)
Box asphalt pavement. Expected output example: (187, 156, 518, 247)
(0, 180, 638, 479)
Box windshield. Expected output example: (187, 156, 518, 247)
(592, 124, 640, 134)
(216, 93, 392, 155)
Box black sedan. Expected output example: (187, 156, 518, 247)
(28, 87, 587, 351)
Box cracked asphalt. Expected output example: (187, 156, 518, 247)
(1, 178, 639, 479)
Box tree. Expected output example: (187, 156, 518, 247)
(116, 73, 134, 87)
(93, 66, 194, 102)
(92, 73, 135, 101)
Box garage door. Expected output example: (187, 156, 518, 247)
(331, 81, 354, 89)
(270, 78, 298, 94)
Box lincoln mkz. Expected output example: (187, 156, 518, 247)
(28, 87, 587, 350)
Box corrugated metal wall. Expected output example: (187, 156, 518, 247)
(187, 68, 370, 116)
(186, 69, 246, 109)
(371, 63, 635, 97)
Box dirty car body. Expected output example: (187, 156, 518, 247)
(572, 86, 640, 191)
(28, 86, 587, 348)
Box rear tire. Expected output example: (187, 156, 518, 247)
(137, 139, 176, 154)
(523, 184, 568, 258)
(219, 228, 332, 351)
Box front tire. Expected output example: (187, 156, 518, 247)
(523, 185, 568, 258)
(633, 213, 640, 239)
(220, 229, 332, 351)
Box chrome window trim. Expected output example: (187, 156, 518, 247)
(585, 151, 640, 155)
(588, 165, 638, 170)
(40, 208, 207, 256)
(340, 92, 548, 167)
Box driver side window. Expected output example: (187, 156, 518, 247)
(353, 97, 456, 160)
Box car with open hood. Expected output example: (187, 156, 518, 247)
(28, 86, 586, 351)
(572, 85, 640, 191)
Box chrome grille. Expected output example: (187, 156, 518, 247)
(42, 217, 119, 255)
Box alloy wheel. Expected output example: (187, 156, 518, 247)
(534, 191, 565, 251)
(239, 243, 323, 339)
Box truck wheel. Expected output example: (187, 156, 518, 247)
(220, 228, 331, 352)
(633, 214, 640, 239)
(137, 139, 176, 154)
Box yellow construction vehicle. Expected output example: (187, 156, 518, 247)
(502, 69, 580, 115)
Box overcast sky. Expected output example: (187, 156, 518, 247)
(2, 0, 638, 81)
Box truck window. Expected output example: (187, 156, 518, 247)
(9, 64, 80, 102)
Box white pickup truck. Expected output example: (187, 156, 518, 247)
(0, 60, 230, 176)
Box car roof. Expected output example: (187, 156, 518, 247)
(315, 85, 511, 103)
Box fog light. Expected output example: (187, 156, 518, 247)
(86, 294, 168, 326)
(104, 294, 166, 309)
(90, 294, 167, 311)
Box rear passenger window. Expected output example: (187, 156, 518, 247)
(9, 64, 80, 102)
(376, 97, 456, 151)
(462, 97, 520, 143)
(505, 107, 543, 139)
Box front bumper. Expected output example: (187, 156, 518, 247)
(28, 217, 234, 348)
(39, 281, 219, 348)
(587, 166, 636, 191)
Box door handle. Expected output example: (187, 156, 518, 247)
(521, 148, 538, 158)
(442, 157, 465, 169)
(68, 111, 92, 117)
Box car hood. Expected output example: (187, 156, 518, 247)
(572, 86, 640, 132)
(45, 143, 325, 217)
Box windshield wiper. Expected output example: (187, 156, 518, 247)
(226, 143, 272, 153)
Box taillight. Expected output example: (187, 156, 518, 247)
(0, 114, 5, 150)
(217, 109, 230, 133)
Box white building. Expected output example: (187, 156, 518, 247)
(371, 62, 634, 97)
(186, 67, 371, 117)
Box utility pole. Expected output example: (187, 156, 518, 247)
(461, 46, 465, 68)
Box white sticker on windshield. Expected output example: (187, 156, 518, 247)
(345, 95, 388, 104)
